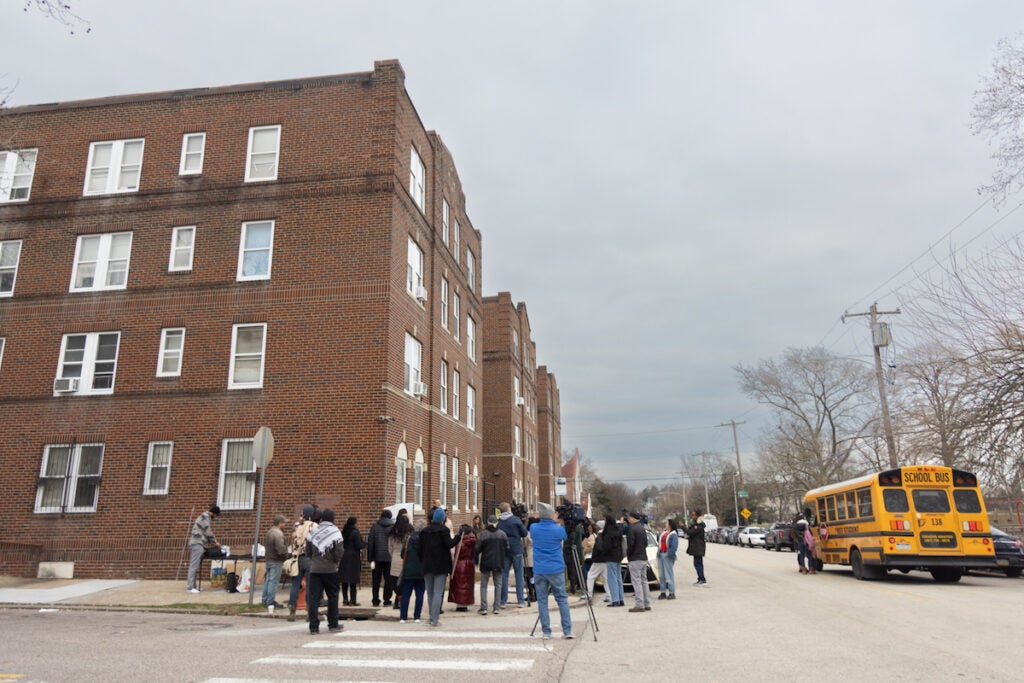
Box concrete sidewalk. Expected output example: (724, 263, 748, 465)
(0, 575, 562, 619)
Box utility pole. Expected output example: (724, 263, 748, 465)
(717, 420, 746, 490)
(842, 302, 900, 468)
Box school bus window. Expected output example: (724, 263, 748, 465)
(826, 495, 836, 521)
(953, 489, 982, 514)
(817, 498, 826, 523)
(883, 488, 909, 513)
(913, 489, 950, 513)
(845, 492, 858, 518)
(857, 488, 872, 518)
(835, 494, 847, 520)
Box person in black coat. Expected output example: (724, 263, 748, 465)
(602, 514, 626, 606)
(338, 516, 366, 605)
(685, 509, 708, 586)
(418, 507, 461, 626)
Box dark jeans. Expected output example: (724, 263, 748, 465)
(400, 577, 425, 621)
(288, 555, 311, 607)
(372, 560, 394, 603)
(307, 571, 340, 631)
(342, 582, 358, 604)
(693, 554, 706, 582)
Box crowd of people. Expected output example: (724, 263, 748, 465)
(185, 500, 713, 636)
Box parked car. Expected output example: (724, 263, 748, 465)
(737, 526, 767, 547)
(991, 526, 1024, 578)
(764, 522, 794, 551)
(725, 525, 743, 545)
(710, 526, 731, 544)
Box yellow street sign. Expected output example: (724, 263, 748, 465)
(741, 508, 751, 519)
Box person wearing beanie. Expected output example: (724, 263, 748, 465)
(261, 514, 290, 609)
(418, 506, 462, 626)
(305, 508, 345, 634)
(475, 515, 509, 614)
(529, 502, 574, 639)
(186, 504, 221, 594)
(288, 504, 319, 620)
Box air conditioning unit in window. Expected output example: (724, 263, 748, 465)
(415, 286, 428, 303)
(413, 381, 429, 397)
(515, 397, 525, 407)
(53, 377, 80, 393)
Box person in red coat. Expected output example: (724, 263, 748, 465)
(447, 524, 477, 611)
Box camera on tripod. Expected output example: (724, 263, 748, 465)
(556, 497, 587, 531)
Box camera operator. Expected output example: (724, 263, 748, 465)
(530, 502, 574, 640)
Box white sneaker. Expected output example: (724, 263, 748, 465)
(187, 588, 200, 594)
(399, 619, 407, 624)
(414, 619, 422, 623)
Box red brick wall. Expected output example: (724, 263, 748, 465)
(0, 61, 483, 578)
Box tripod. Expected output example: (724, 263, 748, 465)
(531, 545, 599, 641)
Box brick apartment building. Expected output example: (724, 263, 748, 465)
(481, 292, 543, 511)
(535, 365, 562, 505)
(0, 60, 487, 578)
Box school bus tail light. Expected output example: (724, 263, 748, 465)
(890, 520, 910, 531)
(963, 521, 980, 531)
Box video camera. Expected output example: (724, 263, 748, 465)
(510, 500, 528, 520)
(557, 497, 587, 531)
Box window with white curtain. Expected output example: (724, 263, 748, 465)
(169, 226, 195, 272)
(245, 125, 280, 182)
(1, 149, 37, 202)
(70, 232, 132, 292)
(229, 323, 266, 389)
(84, 139, 144, 195)
(179, 133, 206, 175)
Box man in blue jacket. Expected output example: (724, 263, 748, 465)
(497, 502, 529, 608)
(529, 502, 573, 640)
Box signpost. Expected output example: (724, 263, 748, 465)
(248, 427, 274, 605)
(738, 489, 748, 498)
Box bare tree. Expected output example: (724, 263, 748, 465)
(736, 347, 879, 490)
(972, 35, 1024, 202)
(21, 1, 91, 34)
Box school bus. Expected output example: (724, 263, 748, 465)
(803, 465, 997, 582)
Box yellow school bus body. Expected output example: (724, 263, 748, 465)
(803, 465, 996, 582)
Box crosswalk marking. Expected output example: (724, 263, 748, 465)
(305, 640, 547, 652)
(255, 654, 534, 672)
(330, 629, 535, 639)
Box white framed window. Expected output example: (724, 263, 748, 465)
(144, 441, 173, 495)
(441, 198, 450, 246)
(1, 149, 38, 202)
(84, 139, 144, 195)
(467, 250, 475, 294)
(439, 452, 448, 508)
(245, 125, 280, 182)
(0, 337, 5, 374)
(1, 239, 22, 297)
(414, 448, 425, 511)
(70, 232, 132, 292)
(55, 332, 120, 396)
(406, 237, 424, 297)
(512, 329, 519, 358)
(229, 323, 266, 389)
(472, 466, 479, 511)
(452, 369, 460, 421)
(218, 438, 256, 510)
(440, 277, 449, 329)
(515, 425, 522, 457)
(179, 133, 206, 175)
(404, 333, 422, 396)
(169, 226, 195, 272)
(410, 146, 425, 211)
(157, 328, 185, 377)
(467, 317, 476, 360)
(396, 443, 408, 506)
(452, 456, 460, 511)
(35, 443, 104, 513)
(440, 359, 448, 413)
(452, 294, 461, 341)
(453, 218, 460, 257)
(467, 384, 476, 430)
(514, 376, 521, 403)
(465, 463, 471, 512)
(237, 220, 274, 281)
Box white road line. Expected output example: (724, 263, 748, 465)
(305, 640, 547, 652)
(331, 630, 535, 639)
(255, 655, 534, 672)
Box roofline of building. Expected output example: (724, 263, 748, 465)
(2, 61, 404, 115)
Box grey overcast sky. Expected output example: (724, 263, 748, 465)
(4, 1, 1024, 489)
